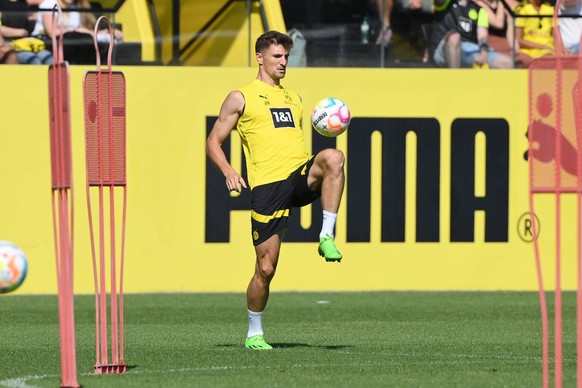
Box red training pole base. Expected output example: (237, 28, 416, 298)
(94, 362, 126, 374)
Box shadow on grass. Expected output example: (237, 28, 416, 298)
(272, 343, 350, 350)
(217, 343, 350, 350)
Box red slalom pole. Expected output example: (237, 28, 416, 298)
(528, 43, 582, 386)
(83, 16, 128, 375)
(48, 4, 79, 388)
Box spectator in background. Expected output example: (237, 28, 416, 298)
(31, 0, 123, 64)
(0, 0, 52, 64)
(429, 0, 513, 68)
(559, 0, 582, 54)
(376, 0, 394, 46)
(0, 21, 18, 63)
(475, 0, 518, 56)
(514, 0, 555, 68)
(376, 0, 434, 46)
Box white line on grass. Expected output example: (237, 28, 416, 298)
(0, 352, 549, 388)
(0, 375, 57, 388)
(0, 361, 392, 387)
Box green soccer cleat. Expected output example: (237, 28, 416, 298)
(245, 335, 273, 350)
(318, 234, 342, 262)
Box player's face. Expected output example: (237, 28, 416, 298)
(257, 44, 289, 81)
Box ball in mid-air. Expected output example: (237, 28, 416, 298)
(311, 97, 351, 137)
(0, 241, 28, 294)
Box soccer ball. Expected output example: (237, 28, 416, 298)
(311, 97, 351, 137)
(0, 241, 28, 294)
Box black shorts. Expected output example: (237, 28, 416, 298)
(250, 157, 320, 246)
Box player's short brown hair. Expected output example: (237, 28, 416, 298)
(255, 30, 294, 54)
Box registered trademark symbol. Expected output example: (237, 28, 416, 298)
(517, 212, 540, 242)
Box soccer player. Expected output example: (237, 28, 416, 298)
(206, 30, 345, 350)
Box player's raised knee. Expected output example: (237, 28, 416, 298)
(324, 149, 345, 171)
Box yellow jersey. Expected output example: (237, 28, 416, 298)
(515, 3, 555, 58)
(236, 79, 310, 189)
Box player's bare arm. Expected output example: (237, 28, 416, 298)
(206, 90, 248, 193)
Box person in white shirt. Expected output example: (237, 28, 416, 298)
(559, 0, 582, 54)
(32, 0, 122, 42)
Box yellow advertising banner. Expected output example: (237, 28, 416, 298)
(0, 66, 569, 293)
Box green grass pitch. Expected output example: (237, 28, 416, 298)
(0, 291, 576, 387)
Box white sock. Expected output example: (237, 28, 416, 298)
(320, 210, 337, 239)
(247, 309, 264, 338)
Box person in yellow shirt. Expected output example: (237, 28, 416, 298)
(206, 31, 345, 350)
(515, 0, 555, 68)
